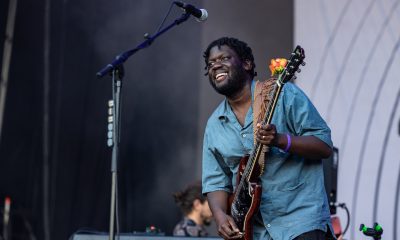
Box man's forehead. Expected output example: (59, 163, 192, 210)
(210, 44, 232, 52)
(209, 45, 237, 57)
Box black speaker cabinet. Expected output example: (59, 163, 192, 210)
(322, 147, 339, 215)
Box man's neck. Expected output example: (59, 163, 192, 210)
(227, 80, 252, 126)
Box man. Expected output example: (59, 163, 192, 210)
(173, 182, 213, 237)
(201, 37, 334, 240)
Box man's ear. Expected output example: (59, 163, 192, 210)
(243, 59, 252, 71)
(192, 199, 202, 211)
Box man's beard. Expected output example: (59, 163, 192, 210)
(209, 66, 249, 98)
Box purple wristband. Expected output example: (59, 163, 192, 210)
(284, 134, 291, 152)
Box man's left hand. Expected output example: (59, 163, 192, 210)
(256, 123, 281, 146)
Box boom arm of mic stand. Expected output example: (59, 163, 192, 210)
(96, 12, 191, 78)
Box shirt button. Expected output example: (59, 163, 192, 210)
(242, 134, 246, 138)
(267, 224, 271, 228)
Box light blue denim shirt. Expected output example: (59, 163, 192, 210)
(202, 80, 333, 240)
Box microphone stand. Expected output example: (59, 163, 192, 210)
(107, 66, 123, 240)
(97, 12, 191, 240)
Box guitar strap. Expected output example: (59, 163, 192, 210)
(252, 78, 276, 174)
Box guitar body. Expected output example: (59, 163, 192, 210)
(228, 155, 262, 240)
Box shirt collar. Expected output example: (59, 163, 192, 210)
(217, 80, 256, 122)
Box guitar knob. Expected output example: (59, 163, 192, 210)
(297, 69, 301, 73)
(301, 61, 306, 66)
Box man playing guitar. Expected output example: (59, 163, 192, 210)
(201, 37, 334, 240)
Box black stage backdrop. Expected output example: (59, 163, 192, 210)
(0, 1, 293, 239)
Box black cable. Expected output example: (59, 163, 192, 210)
(337, 203, 350, 235)
(154, 2, 175, 35)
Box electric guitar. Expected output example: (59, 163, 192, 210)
(229, 45, 305, 240)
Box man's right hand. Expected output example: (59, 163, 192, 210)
(207, 191, 243, 239)
(214, 210, 243, 239)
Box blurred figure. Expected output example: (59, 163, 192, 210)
(173, 182, 213, 237)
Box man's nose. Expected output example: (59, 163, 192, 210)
(210, 61, 223, 70)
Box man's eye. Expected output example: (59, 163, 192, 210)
(207, 62, 215, 68)
(222, 56, 230, 61)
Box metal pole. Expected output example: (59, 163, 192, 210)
(43, 0, 51, 239)
(108, 71, 122, 240)
(0, 0, 18, 142)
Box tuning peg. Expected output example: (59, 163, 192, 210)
(301, 61, 306, 66)
(293, 76, 297, 80)
(297, 69, 301, 73)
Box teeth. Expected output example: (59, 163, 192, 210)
(215, 73, 228, 79)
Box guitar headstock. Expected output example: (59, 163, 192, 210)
(278, 45, 305, 84)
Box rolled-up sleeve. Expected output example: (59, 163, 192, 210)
(283, 83, 333, 148)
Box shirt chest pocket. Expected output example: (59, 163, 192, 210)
(263, 181, 305, 216)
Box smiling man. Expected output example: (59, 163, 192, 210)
(201, 37, 335, 240)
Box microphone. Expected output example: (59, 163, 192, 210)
(174, 1, 208, 22)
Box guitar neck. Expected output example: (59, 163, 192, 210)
(240, 80, 284, 184)
(236, 45, 305, 191)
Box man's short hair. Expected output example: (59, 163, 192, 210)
(203, 37, 257, 77)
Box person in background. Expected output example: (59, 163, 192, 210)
(173, 182, 213, 237)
